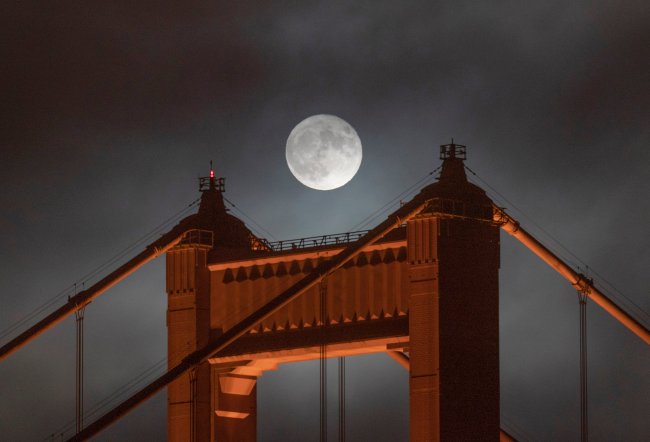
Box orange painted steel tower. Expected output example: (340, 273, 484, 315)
(166, 143, 501, 441)
(2, 143, 646, 442)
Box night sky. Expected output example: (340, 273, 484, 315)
(2, 1, 649, 441)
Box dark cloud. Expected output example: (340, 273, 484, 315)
(1, 1, 649, 440)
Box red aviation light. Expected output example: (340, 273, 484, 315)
(210, 169, 215, 178)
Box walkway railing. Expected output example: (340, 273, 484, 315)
(261, 230, 370, 252)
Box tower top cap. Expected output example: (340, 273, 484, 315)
(199, 160, 225, 192)
(439, 139, 467, 161)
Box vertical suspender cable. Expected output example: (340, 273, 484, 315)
(74, 302, 86, 434)
(578, 288, 589, 442)
(338, 357, 345, 442)
(320, 279, 328, 442)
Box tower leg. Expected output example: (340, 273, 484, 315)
(407, 214, 500, 441)
(167, 245, 214, 441)
(408, 217, 440, 442)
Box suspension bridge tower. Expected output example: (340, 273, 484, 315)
(406, 144, 500, 440)
(2, 139, 647, 441)
(165, 143, 501, 441)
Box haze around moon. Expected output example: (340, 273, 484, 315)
(286, 114, 362, 190)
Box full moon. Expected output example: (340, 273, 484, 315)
(286, 114, 362, 190)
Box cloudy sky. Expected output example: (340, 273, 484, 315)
(1, 1, 649, 440)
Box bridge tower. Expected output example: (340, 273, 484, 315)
(166, 144, 500, 441)
(407, 143, 500, 441)
(166, 169, 259, 441)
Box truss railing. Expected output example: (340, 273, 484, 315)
(262, 230, 370, 252)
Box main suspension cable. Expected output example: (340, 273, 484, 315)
(223, 196, 277, 241)
(44, 348, 184, 440)
(464, 165, 650, 326)
(45, 303, 218, 441)
(0, 198, 200, 344)
(349, 166, 440, 232)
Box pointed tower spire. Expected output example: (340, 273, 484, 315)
(416, 141, 490, 213)
(198, 161, 227, 220)
(439, 140, 468, 183)
(195, 162, 257, 252)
